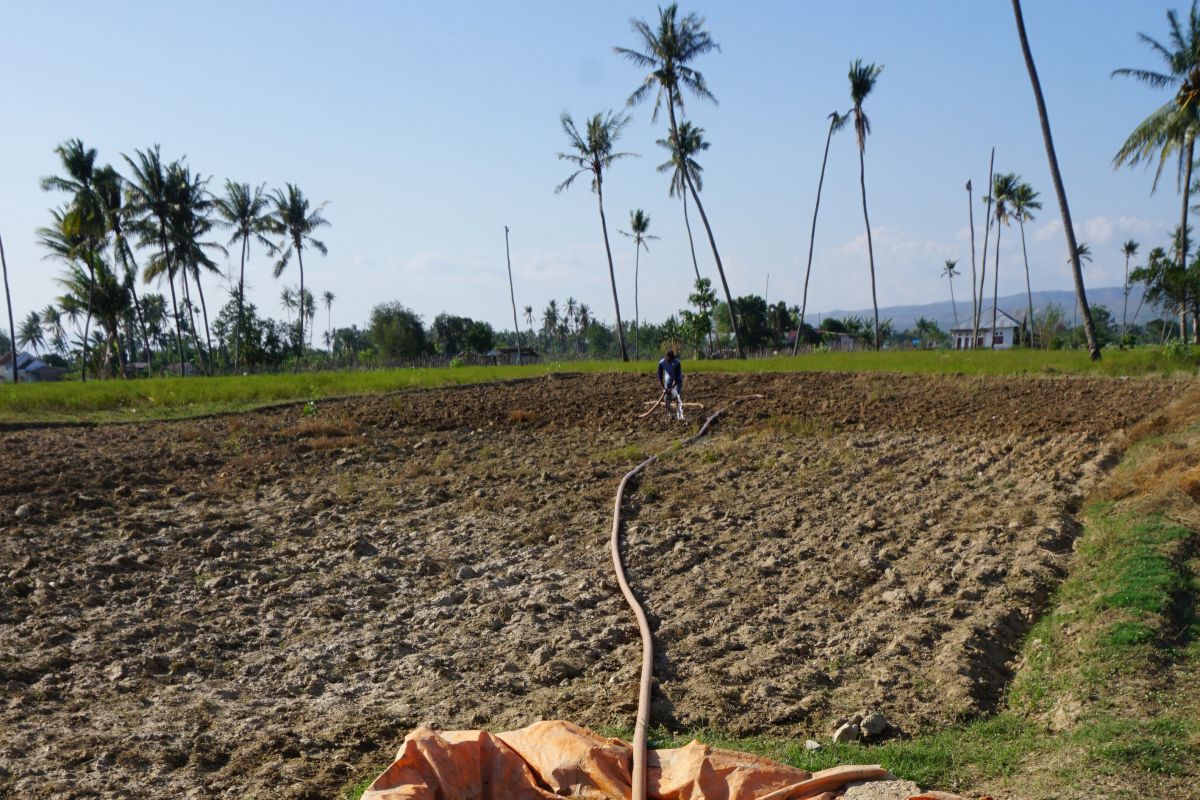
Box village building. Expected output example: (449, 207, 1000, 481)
(0, 351, 70, 383)
(950, 309, 1027, 350)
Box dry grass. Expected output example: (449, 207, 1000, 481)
(506, 409, 537, 423)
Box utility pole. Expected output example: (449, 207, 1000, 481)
(504, 226, 522, 365)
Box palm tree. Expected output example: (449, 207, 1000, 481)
(301, 288, 316, 348)
(847, 59, 885, 349)
(542, 299, 559, 347)
(987, 173, 1020, 348)
(0, 235, 16, 380)
(92, 165, 153, 365)
(1011, 181, 1042, 346)
(523, 304, 536, 349)
(40, 304, 66, 356)
(975, 149, 996, 348)
(57, 256, 131, 377)
(1070, 241, 1094, 330)
(41, 138, 104, 379)
(125, 145, 189, 374)
(621, 209, 659, 360)
(793, 111, 849, 355)
(942, 260, 961, 327)
(616, 4, 746, 358)
(1121, 239, 1141, 341)
(168, 164, 225, 374)
(1012, 0, 1100, 358)
(966, 179, 979, 347)
(656, 121, 708, 286)
(18, 311, 44, 356)
(556, 111, 635, 361)
(1113, 2, 1200, 328)
(213, 181, 272, 370)
(269, 184, 329, 366)
(504, 226, 522, 364)
(322, 290, 335, 350)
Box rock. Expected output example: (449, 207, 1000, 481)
(14, 504, 32, 520)
(105, 663, 127, 682)
(831, 722, 860, 743)
(841, 778, 921, 799)
(350, 538, 379, 558)
(803, 739, 822, 751)
(860, 711, 889, 738)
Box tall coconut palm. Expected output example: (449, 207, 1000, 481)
(1010, 181, 1042, 346)
(523, 304, 535, 347)
(975, 149, 996, 348)
(41, 304, 66, 356)
(1113, 1, 1200, 329)
(942, 260, 961, 327)
(1121, 239, 1141, 341)
(213, 181, 272, 370)
(168, 164, 225, 373)
(793, 111, 850, 355)
(0, 234, 15, 379)
(556, 111, 636, 361)
(1070, 241, 1094, 331)
(656, 121, 708, 286)
(987, 173, 1020, 348)
(617, 4, 746, 358)
(322, 290, 335, 349)
(847, 59, 885, 349)
(269, 184, 329, 367)
(503, 226, 522, 364)
(125, 146, 189, 374)
(1012, 0, 1099, 358)
(93, 165, 153, 365)
(621, 209, 660, 360)
(41, 139, 104, 379)
(966, 179, 979, 347)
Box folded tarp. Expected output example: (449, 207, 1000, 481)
(362, 720, 967, 800)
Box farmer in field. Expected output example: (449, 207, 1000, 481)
(657, 350, 685, 421)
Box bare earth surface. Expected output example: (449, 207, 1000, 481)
(0, 372, 1181, 798)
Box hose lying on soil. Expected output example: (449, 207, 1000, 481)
(610, 396, 763, 800)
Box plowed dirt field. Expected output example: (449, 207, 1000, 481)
(0, 371, 1182, 798)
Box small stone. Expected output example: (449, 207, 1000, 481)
(831, 722, 860, 743)
(14, 504, 32, 519)
(105, 663, 126, 682)
(861, 711, 889, 738)
(350, 538, 379, 558)
(803, 739, 822, 751)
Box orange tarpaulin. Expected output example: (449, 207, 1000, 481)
(362, 720, 951, 800)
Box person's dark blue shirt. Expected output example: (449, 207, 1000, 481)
(657, 356, 683, 390)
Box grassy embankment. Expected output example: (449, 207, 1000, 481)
(341, 385, 1200, 800)
(3, 347, 1198, 424)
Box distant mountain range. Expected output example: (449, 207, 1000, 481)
(809, 286, 1159, 332)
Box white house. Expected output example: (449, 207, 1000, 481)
(950, 309, 1026, 350)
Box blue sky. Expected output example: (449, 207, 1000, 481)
(0, 0, 1189, 334)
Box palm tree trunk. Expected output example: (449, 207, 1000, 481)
(1179, 136, 1194, 346)
(634, 243, 641, 361)
(858, 146, 882, 350)
(967, 180, 979, 348)
(990, 221, 1002, 349)
(194, 270, 215, 374)
(1011, 0, 1099, 359)
(1121, 252, 1131, 345)
(595, 182, 629, 362)
(0, 234, 17, 385)
(794, 116, 838, 356)
(81, 251, 96, 382)
(162, 233, 186, 376)
(667, 98, 743, 358)
(1019, 219, 1035, 348)
(234, 237, 247, 371)
(295, 241, 306, 371)
(949, 276, 958, 328)
(976, 150, 995, 349)
(681, 196, 714, 355)
(180, 267, 207, 375)
(505, 226, 522, 366)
